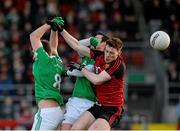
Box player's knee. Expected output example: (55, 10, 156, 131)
(71, 123, 84, 130)
(88, 119, 110, 130)
(61, 123, 72, 130)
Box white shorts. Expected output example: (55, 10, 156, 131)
(62, 97, 95, 124)
(31, 106, 64, 130)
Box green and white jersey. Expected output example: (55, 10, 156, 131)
(72, 56, 96, 101)
(33, 47, 65, 105)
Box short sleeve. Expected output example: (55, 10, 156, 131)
(52, 53, 60, 58)
(90, 49, 103, 60)
(113, 63, 125, 79)
(106, 57, 122, 76)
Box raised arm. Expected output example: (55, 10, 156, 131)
(30, 24, 51, 52)
(49, 30, 58, 55)
(60, 29, 90, 57)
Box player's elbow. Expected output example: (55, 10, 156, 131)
(30, 32, 40, 43)
(72, 45, 82, 53)
(73, 45, 79, 51)
(30, 32, 36, 41)
(30, 32, 34, 38)
(92, 76, 110, 85)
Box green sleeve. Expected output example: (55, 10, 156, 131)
(52, 53, 59, 58)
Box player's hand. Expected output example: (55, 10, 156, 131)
(66, 69, 83, 77)
(46, 17, 64, 31)
(90, 37, 99, 48)
(52, 17, 64, 26)
(68, 62, 81, 71)
(52, 17, 64, 32)
(56, 25, 64, 33)
(46, 20, 58, 31)
(68, 62, 85, 71)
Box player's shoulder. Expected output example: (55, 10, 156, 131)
(91, 49, 103, 56)
(50, 55, 63, 64)
(35, 47, 49, 57)
(35, 46, 44, 53)
(93, 49, 103, 54)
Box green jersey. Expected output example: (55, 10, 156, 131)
(33, 47, 65, 105)
(72, 57, 96, 101)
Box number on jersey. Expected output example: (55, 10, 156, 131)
(53, 74, 61, 90)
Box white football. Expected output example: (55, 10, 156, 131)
(150, 31, 170, 50)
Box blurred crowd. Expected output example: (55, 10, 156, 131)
(0, 0, 141, 85)
(0, 0, 140, 129)
(142, 0, 180, 82)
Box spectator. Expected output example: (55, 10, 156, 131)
(1, 96, 14, 119)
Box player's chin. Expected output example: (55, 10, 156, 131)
(105, 58, 112, 63)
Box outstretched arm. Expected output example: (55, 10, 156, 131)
(30, 24, 51, 52)
(49, 30, 58, 55)
(81, 69, 111, 85)
(66, 62, 111, 84)
(81, 59, 125, 85)
(60, 29, 90, 57)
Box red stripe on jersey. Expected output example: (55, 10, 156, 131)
(90, 50, 94, 59)
(109, 107, 123, 126)
(96, 76, 125, 106)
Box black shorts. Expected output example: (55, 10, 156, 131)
(87, 104, 124, 127)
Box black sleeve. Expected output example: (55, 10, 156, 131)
(90, 49, 103, 60)
(112, 63, 125, 79)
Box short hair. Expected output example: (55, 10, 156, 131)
(106, 37, 123, 51)
(97, 32, 109, 42)
(41, 39, 51, 55)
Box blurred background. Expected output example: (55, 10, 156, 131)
(0, 0, 180, 130)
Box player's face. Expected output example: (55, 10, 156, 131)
(95, 34, 106, 51)
(104, 44, 120, 63)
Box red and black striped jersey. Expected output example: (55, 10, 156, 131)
(90, 50, 126, 107)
